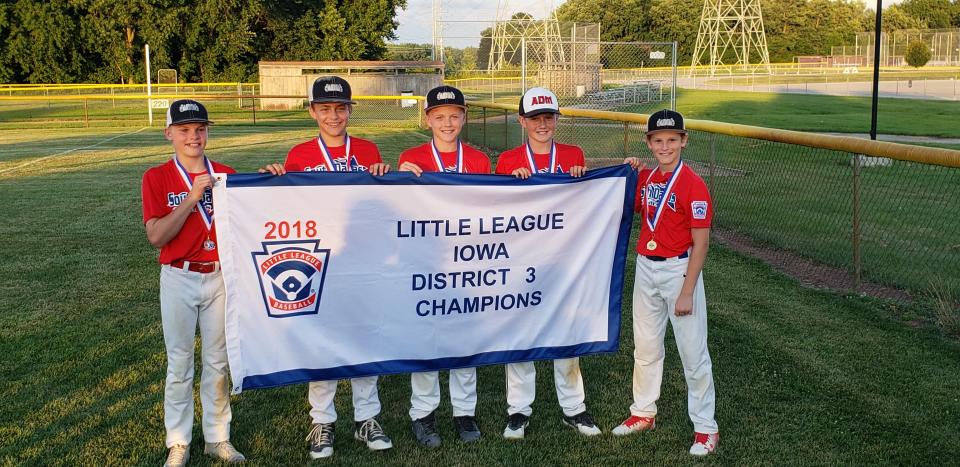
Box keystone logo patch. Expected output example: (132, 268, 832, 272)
(324, 83, 344, 93)
(251, 240, 330, 318)
(179, 103, 200, 112)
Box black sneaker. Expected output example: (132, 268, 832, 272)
(306, 422, 335, 459)
(561, 411, 602, 436)
(411, 411, 442, 448)
(502, 413, 529, 440)
(453, 415, 481, 442)
(354, 417, 393, 451)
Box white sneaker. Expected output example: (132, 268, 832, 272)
(611, 415, 655, 436)
(204, 441, 245, 463)
(561, 411, 602, 436)
(502, 413, 529, 440)
(689, 432, 719, 456)
(164, 444, 189, 467)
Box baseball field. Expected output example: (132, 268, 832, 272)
(2, 91, 959, 465)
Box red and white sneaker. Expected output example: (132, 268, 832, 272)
(689, 432, 719, 456)
(611, 416, 655, 436)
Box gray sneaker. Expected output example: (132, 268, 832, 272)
(203, 441, 245, 463)
(164, 444, 189, 467)
(453, 415, 481, 442)
(411, 411, 442, 448)
(354, 417, 393, 451)
(306, 422, 335, 459)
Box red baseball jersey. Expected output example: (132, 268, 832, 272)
(285, 136, 382, 172)
(398, 142, 491, 174)
(634, 164, 713, 256)
(141, 158, 236, 264)
(495, 143, 585, 175)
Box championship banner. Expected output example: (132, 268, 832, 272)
(213, 165, 637, 392)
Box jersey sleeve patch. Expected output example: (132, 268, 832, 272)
(691, 200, 709, 220)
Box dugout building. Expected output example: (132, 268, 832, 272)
(258, 61, 445, 110)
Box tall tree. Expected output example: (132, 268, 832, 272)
(554, 0, 652, 42)
(899, 0, 953, 29)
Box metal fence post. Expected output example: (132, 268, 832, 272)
(251, 94, 257, 125)
(84, 99, 89, 128)
(482, 107, 487, 149)
(571, 115, 576, 143)
(708, 133, 716, 191)
(623, 122, 630, 158)
(503, 109, 508, 150)
(852, 152, 863, 293)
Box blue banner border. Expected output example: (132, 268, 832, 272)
(226, 165, 638, 390)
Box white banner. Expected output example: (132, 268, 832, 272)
(214, 165, 637, 392)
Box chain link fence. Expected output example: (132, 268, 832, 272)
(463, 101, 960, 300)
(0, 83, 422, 129)
(448, 40, 677, 114)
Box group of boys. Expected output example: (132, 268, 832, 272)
(141, 76, 720, 466)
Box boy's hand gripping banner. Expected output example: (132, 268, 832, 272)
(213, 165, 637, 392)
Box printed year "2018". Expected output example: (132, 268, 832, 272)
(264, 220, 318, 239)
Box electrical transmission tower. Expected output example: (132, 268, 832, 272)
(488, 0, 565, 71)
(690, 0, 771, 76)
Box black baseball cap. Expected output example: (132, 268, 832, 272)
(518, 87, 561, 117)
(166, 99, 213, 127)
(646, 109, 686, 135)
(425, 85, 466, 113)
(309, 76, 356, 104)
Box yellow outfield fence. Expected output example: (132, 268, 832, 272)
(0, 93, 425, 128)
(462, 100, 960, 299)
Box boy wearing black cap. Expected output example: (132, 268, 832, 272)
(495, 87, 600, 440)
(612, 109, 719, 457)
(260, 76, 393, 459)
(141, 100, 245, 466)
(397, 85, 489, 447)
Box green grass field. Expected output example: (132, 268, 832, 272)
(465, 97, 960, 298)
(1, 122, 959, 465)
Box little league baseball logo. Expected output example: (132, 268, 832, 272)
(251, 240, 330, 318)
(691, 201, 708, 220)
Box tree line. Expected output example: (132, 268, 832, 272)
(0, 0, 405, 84)
(2, 0, 958, 84)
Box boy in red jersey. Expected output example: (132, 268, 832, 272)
(141, 100, 245, 467)
(495, 87, 600, 440)
(259, 76, 393, 459)
(397, 85, 489, 447)
(612, 109, 719, 457)
(259, 75, 389, 176)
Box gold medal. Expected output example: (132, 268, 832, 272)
(203, 239, 216, 251)
(646, 240, 657, 250)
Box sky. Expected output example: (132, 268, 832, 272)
(392, 0, 906, 48)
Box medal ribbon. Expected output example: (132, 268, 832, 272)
(317, 133, 352, 171)
(644, 160, 685, 234)
(173, 154, 215, 231)
(525, 141, 557, 174)
(431, 139, 463, 173)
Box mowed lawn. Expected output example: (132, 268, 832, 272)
(1, 123, 958, 465)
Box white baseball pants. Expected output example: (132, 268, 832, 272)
(630, 254, 718, 433)
(505, 358, 586, 417)
(159, 265, 232, 448)
(308, 377, 381, 423)
(410, 368, 478, 420)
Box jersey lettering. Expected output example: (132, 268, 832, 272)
(304, 156, 366, 172)
(646, 184, 677, 211)
(165, 190, 213, 213)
